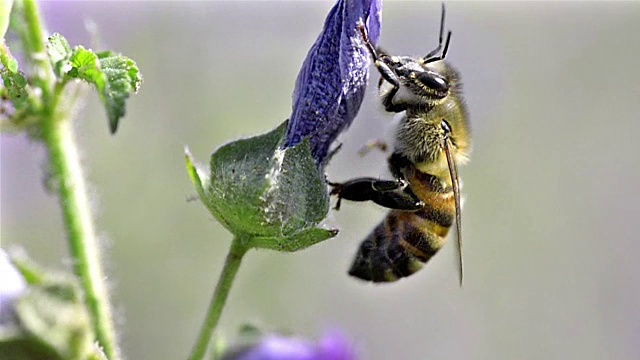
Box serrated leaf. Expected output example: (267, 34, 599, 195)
(69, 47, 104, 88)
(46, 33, 72, 76)
(64, 46, 141, 134)
(187, 120, 337, 251)
(96, 51, 114, 59)
(97, 54, 141, 133)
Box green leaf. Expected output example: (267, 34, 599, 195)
(52, 42, 142, 134)
(46, 33, 72, 76)
(47, 34, 72, 63)
(0, 255, 97, 360)
(186, 120, 338, 252)
(97, 53, 142, 133)
(68, 47, 104, 87)
(1, 66, 28, 110)
(1, 43, 29, 111)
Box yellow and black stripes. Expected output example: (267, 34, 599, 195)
(349, 169, 456, 282)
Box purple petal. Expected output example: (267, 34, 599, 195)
(225, 332, 356, 360)
(238, 336, 315, 360)
(314, 331, 356, 360)
(285, 0, 382, 167)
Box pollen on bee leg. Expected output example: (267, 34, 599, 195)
(383, 269, 399, 282)
(358, 139, 389, 157)
(408, 258, 424, 273)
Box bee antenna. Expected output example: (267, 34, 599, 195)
(424, 4, 452, 63)
(441, 31, 452, 59)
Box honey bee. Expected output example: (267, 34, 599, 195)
(330, 5, 471, 284)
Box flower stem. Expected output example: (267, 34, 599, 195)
(188, 238, 249, 360)
(19, 0, 121, 359)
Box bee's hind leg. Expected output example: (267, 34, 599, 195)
(328, 177, 423, 211)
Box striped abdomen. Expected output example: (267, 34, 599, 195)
(349, 170, 455, 282)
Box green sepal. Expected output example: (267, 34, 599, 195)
(246, 227, 338, 252)
(185, 120, 337, 252)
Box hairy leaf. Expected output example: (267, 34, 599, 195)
(45, 34, 142, 134)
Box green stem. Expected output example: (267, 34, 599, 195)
(40, 107, 121, 360)
(19, 0, 121, 359)
(20, 0, 54, 99)
(188, 238, 249, 360)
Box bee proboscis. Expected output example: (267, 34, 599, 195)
(330, 4, 471, 284)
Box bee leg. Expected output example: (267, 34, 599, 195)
(375, 60, 399, 87)
(358, 22, 399, 94)
(329, 177, 423, 211)
(373, 185, 424, 210)
(375, 62, 406, 113)
(358, 22, 405, 113)
(325, 142, 343, 163)
(387, 152, 413, 180)
(382, 95, 406, 113)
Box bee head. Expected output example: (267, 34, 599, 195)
(379, 3, 456, 109)
(359, 4, 457, 112)
(377, 56, 451, 108)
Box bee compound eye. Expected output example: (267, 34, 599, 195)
(417, 71, 449, 92)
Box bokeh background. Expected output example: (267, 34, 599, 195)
(2, 1, 640, 359)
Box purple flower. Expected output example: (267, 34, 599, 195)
(223, 331, 356, 360)
(285, 0, 382, 167)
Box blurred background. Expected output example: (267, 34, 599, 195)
(2, 1, 640, 359)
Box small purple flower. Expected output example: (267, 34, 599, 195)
(285, 0, 382, 167)
(223, 331, 356, 360)
(0, 250, 27, 325)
